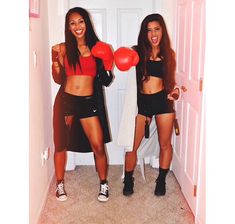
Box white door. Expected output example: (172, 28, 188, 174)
(61, 0, 163, 166)
(172, 0, 205, 216)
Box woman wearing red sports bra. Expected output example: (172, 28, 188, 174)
(51, 7, 114, 202)
(114, 14, 180, 197)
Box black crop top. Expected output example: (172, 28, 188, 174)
(146, 60, 164, 79)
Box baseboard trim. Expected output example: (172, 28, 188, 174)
(34, 171, 55, 224)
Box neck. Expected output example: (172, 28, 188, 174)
(77, 41, 87, 52)
(76, 37, 86, 46)
(151, 46, 160, 60)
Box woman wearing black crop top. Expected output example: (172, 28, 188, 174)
(115, 14, 180, 196)
(51, 7, 114, 202)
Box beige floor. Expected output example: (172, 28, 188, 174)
(39, 165, 195, 224)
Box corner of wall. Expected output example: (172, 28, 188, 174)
(29, 0, 55, 223)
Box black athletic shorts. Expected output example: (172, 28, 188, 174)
(137, 89, 175, 118)
(62, 92, 98, 118)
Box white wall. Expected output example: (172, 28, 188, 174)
(161, 0, 177, 49)
(1, 1, 28, 223)
(47, 0, 68, 103)
(29, 1, 54, 223)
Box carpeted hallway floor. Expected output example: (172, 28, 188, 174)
(39, 165, 195, 224)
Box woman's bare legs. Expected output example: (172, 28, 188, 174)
(80, 116, 107, 180)
(154, 112, 175, 196)
(125, 114, 151, 171)
(54, 151, 67, 181)
(155, 113, 175, 168)
(54, 115, 73, 181)
(125, 112, 174, 171)
(123, 114, 151, 196)
(54, 115, 73, 201)
(80, 116, 109, 202)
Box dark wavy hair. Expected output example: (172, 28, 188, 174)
(65, 7, 99, 70)
(135, 13, 176, 93)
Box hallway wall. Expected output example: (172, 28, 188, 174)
(29, 1, 54, 223)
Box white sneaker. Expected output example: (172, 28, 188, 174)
(56, 180, 68, 201)
(97, 182, 109, 202)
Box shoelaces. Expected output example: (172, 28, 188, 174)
(100, 183, 109, 195)
(56, 182, 65, 195)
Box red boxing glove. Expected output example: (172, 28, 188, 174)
(114, 47, 139, 71)
(91, 41, 114, 71)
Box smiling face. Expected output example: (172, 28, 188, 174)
(69, 12, 86, 41)
(147, 21, 162, 48)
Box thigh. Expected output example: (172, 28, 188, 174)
(132, 114, 152, 152)
(65, 115, 74, 129)
(80, 116, 103, 146)
(155, 113, 175, 145)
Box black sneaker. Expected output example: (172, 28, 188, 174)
(154, 179, 166, 196)
(123, 177, 134, 196)
(56, 180, 67, 201)
(98, 182, 109, 202)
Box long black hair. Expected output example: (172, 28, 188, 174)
(135, 13, 176, 93)
(65, 7, 99, 70)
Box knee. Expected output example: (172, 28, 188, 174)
(159, 142, 172, 151)
(92, 143, 105, 157)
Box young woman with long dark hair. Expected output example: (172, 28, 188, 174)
(115, 13, 180, 196)
(51, 7, 114, 202)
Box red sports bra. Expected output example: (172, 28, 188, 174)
(64, 54, 97, 77)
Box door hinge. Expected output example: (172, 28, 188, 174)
(193, 185, 197, 197)
(199, 78, 203, 92)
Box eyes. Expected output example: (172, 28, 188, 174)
(147, 26, 161, 32)
(69, 19, 85, 26)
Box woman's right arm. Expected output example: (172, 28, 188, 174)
(51, 43, 65, 85)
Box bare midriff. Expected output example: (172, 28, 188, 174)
(64, 75, 95, 96)
(141, 76, 164, 94)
